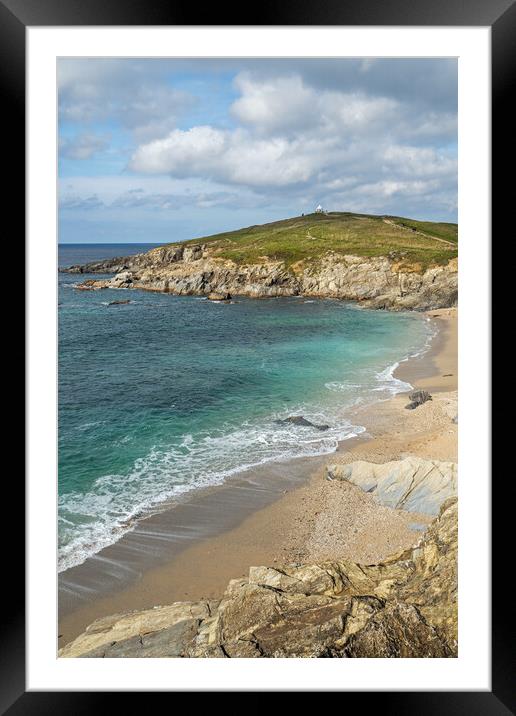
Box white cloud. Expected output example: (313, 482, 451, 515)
(128, 122, 456, 201)
(59, 174, 268, 213)
(382, 145, 457, 177)
(59, 60, 458, 225)
(231, 74, 317, 133)
(58, 59, 194, 140)
(129, 126, 226, 174)
(353, 179, 439, 198)
(231, 72, 398, 136)
(128, 71, 456, 201)
(59, 133, 109, 160)
(59, 194, 104, 210)
(129, 126, 335, 186)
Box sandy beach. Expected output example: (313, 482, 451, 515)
(58, 307, 457, 648)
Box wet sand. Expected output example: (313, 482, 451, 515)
(395, 306, 457, 393)
(58, 307, 458, 647)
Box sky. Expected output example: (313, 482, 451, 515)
(58, 58, 457, 244)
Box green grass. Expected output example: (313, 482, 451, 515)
(173, 212, 458, 272)
(386, 216, 458, 244)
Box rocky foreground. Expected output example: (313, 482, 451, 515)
(60, 457, 457, 658)
(62, 242, 458, 311)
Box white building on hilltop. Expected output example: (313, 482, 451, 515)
(315, 204, 326, 214)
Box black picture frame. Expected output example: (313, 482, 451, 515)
(6, 0, 507, 710)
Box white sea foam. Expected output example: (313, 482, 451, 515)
(58, 409, 365, 572)
(325, 381, 362, 392)
(58, 311, 437, 573)
(373, 361, 413, 395)
(373, 316, 438, 396)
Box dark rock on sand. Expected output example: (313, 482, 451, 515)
(405, 390, 432, 410)
(276, 416, 330, 431)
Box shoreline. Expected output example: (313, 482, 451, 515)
(395, 307, 457, 393)
(58, 306, 457, 647)
(57, 295, 424, 577)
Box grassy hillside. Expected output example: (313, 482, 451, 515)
(387, 216, 458, 244)
(179, 212, 458, 271)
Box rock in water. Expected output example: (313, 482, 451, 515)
(207, 292, 232, 301)
(405, 389, 432, 410)
(75, 279, 98, 291)
(275, 416, 330, 431)
(108, 300, 130, 306)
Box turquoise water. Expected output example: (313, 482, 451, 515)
(58, 244, 433, 571)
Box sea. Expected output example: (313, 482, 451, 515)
(58, 243, 434, 572)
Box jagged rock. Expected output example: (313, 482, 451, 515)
(60, 258, 132, 274)
(112, 271, 133, 287)
(183, 245, 204, 262)
(62, 245, 457, 311)
(60, 496, 457, 659)
(275, 416, 330, 431)
(201, 496, 457, 657)
(326, 457, 456, 516)
(405, 389, 432, 410)
(60, 455, 458, 660)
(82, 619, 202, 658)
(58, 602, 213, 658)
(343, 601, 453, 657)
(75, 279, 100, 291)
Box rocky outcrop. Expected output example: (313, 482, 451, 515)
(62, 244, 207, 275)
(60, 458, 457, 659)
(207, 291, 232, 302)
(59, 602, 215, 658)
(405, 389, 432, 410)
(275, 415, 330, 431)
(61, 244, 458, 311)
(326, 457, 457, 516)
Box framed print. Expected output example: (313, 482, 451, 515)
(7, 0, 509, 709)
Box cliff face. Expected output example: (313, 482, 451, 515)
(59, 459, 457, 659)
(64, 243, 458, 311)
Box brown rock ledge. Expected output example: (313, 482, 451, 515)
(59, 489, 457, 658)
